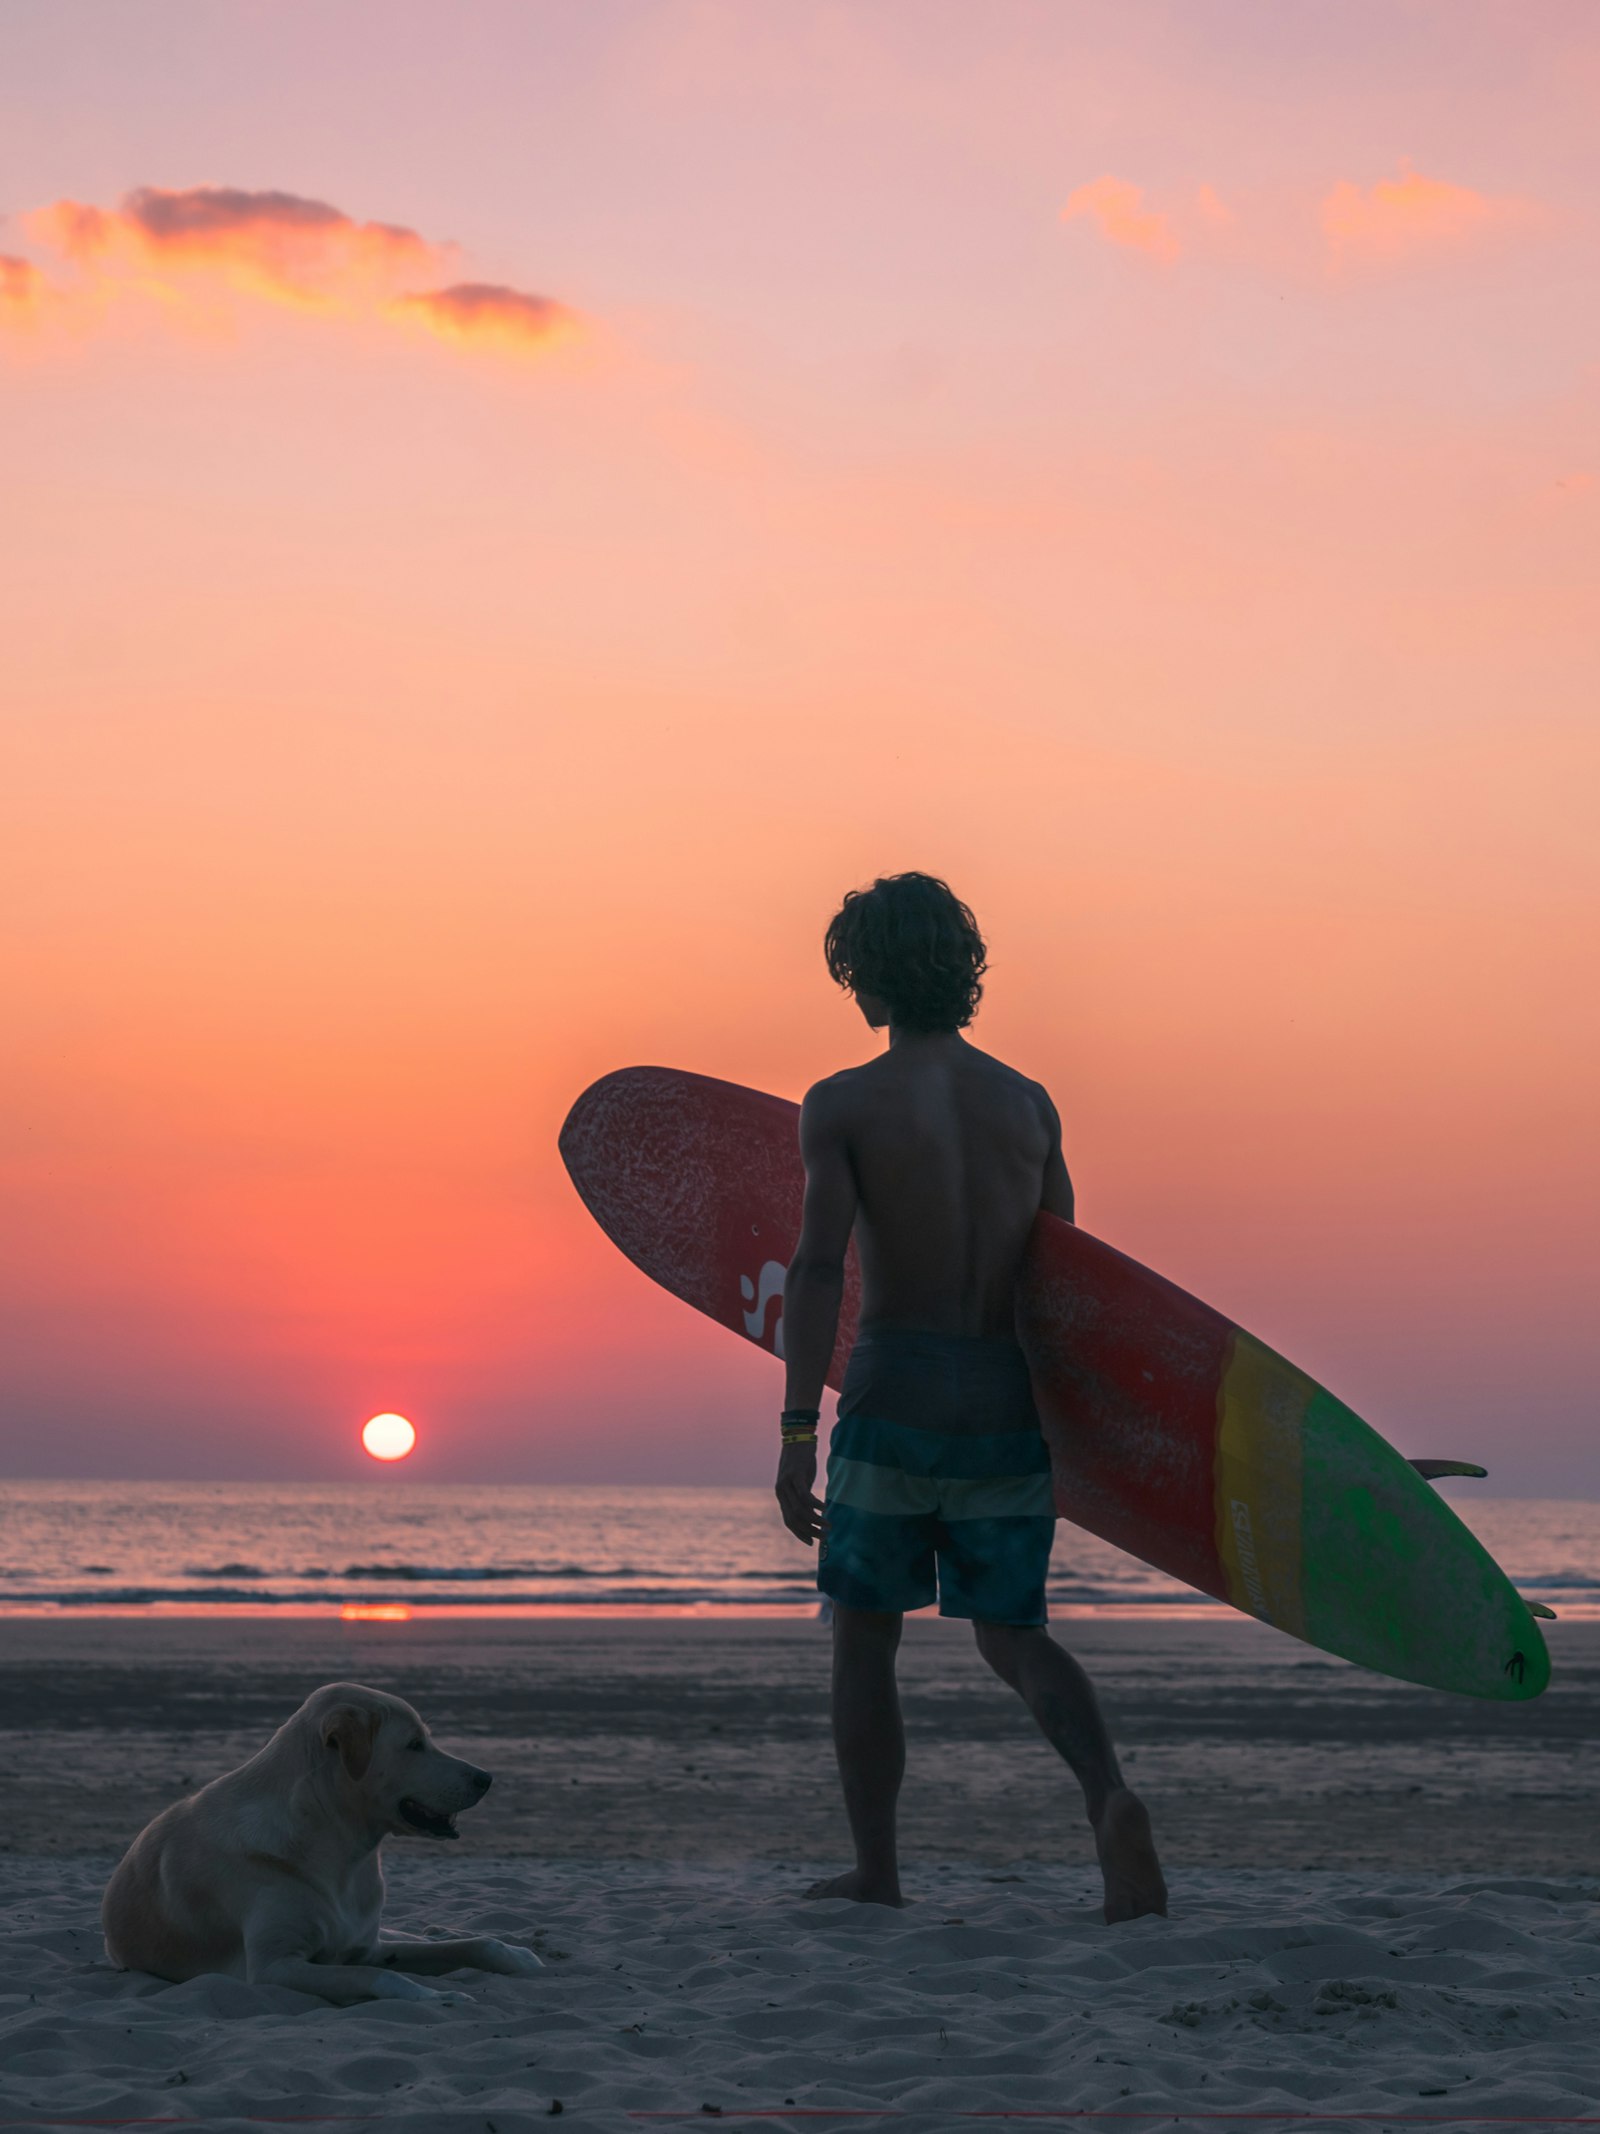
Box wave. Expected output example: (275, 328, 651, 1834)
(333, 1563, 623, 1582)
(5, 1577, 1595, 1612)
(0, 1583, 828, 1609)
(177, 1562, 816, 1584)
(0, 1573, 1300, 1610)
(161, 1565, 1600, 1598)
(76, 1564, 1221, 1600)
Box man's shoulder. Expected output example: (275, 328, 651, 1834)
(801, 1062, 871, 1111)
(796, 1067, 869, 1151)
(961, 1043, 1057, 1112)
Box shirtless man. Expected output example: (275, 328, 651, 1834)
(774, 871, 1167, 1924)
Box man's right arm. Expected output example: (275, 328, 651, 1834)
(773, 1079, 859, 1548)
(1039, 1090, 1075, 1224)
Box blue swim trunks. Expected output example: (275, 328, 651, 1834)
(817, 1328, 1056, 1626)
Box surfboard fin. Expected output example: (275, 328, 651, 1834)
(1407, 1462, 1552, 1621)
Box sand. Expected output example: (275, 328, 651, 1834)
(2, 1615, 1595, 1870)
(5, 1855, 1599, 2128)
(2, 1617, 1597, 2127)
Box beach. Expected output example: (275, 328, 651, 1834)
(2, 1615, 1595, 1870)
(3, 1616, 1598, 2126)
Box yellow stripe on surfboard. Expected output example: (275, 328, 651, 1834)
(1215, 1332, 1310, 1638)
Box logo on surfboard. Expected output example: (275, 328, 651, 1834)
(1228, 1498, 1273, 1624)
(740, 1260, 786, 1358)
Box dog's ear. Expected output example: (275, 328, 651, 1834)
(322, 1704, 381, 1782)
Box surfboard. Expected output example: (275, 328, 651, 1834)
(559, 1065, 1549, 1701)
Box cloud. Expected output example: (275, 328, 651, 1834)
(1321, 162, 1534, 262)
(1058, 166, 1536, 279)
(34, 185, 441, 298)
(1061, 176, 1179, 264)
(5, 184, 577, 360)
(392, 282, 575, 354)
(1194, 185, 1232, 228)
(0, 254, 45, 322)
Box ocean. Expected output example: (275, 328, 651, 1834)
(1, 1480, 1596, 1618)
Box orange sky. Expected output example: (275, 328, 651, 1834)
(2, 1, 1596, 1486)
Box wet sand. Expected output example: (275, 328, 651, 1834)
(2, 1613, 1593, 1871)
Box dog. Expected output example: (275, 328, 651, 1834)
(102, 1681, 543, 2004)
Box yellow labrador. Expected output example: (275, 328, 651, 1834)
(102, 1681, 542, 2004)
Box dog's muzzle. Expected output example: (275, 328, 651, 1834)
(397, 1798, 461, 1839)
(397, 1766, 490, 1840)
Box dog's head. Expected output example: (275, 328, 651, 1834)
(301, 1682, 492, 1841)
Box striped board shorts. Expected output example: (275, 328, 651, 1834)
(817, 1328, 1056, 1626)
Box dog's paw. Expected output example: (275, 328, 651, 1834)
(480, 1939, 544, 1977)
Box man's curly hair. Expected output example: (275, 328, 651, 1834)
(824, 873, 987, 1033)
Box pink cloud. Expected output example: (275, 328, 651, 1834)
(29, 185, 444, 310)
(1061, 175, 1179, 264)
(7, 185, 578, 361)
(1194, 184, 1233, 228)
(0, 254, 45, 321)
(1321, 162, 1535, 262)
(391, 281, 576, 355)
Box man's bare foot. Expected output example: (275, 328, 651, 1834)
(802, 1869, 906, 1907)
(1093, 1788, 1168, 1925)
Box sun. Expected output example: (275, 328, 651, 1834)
(361, 1412, 416, 1461)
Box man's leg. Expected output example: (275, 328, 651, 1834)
(805, 1602, 906, 1906)
(974, 1621, 1167, 1924)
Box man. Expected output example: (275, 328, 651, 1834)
(774, 872, 1167, 1923)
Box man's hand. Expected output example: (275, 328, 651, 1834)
(775, 1441, 825, 1547)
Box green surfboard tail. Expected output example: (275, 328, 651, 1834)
(1218, 1331, 1549, 1701)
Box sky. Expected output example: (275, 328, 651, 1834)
(2, 0, 1596, 1489)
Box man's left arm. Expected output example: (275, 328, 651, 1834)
(774, 1082, 858, 1547)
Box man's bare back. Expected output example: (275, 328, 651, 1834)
(808, 1031, 1074, 1339)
